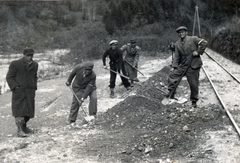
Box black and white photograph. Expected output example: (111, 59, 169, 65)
(0, 0, 240, 162)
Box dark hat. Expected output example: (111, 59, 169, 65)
(109, 40, 118, 45)
(83, 62, 94, 70)
(23, 48, 34, 56)
(130, 39, 136, 44)
(176, 26, 188, 33)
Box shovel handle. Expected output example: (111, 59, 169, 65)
(68, 86, 87, 115)
(105, 68, 131, 80)
(124, 60, 144, 76)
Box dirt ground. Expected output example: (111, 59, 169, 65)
(0, 50, 240, 163)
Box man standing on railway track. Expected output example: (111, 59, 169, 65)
(66, 62, 97, 125)
(121, 39, 141, 85)
(6, 48, 38, 137)
(167, 26, 208, 108)
(102, 40, 131, 98)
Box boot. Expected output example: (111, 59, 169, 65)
(16, 117, 28, 137)
(17, 124, 28, 138)
(130, 80, 134, 87)
(23, 123, 34, 134)
(110, 88, 114, 98)
(134, 78, 140, 82)
(192, 101, 197, 108)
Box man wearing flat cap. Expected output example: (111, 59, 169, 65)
(66, 62, 97, 125)
(121, 39, 141, 85)
(102, 40, 131, 98)
(167, 26, 208, 108)
(6, 48, 38, 137)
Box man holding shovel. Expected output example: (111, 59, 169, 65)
(165, 26, 208, 108)
(121, 39, 141, 85)
(66, 62, 97, 125)
(102, 40, 131, 98)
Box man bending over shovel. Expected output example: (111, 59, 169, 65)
(66, 62, 97, 125)
(164, 26, 208, 108)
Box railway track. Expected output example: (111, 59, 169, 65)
(201, 48, 240, 136)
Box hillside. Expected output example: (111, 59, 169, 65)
(0, 0, 239, 63)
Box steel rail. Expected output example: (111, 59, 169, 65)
(204, 52, 240, 84)
(202, 66, 240, 137)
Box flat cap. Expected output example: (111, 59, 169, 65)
(130, 39, 136, 44)
(109, 40, 118, 45)
(176, 26, 188, 33)
(23, 48, 34, 55)
(83, 62, 94, 70)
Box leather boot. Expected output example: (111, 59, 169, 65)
(23, 123, 34, 134)
(192, 101, 197, 108)
(17, 124, 28, 137)
(16, 117, 28, 137)
(110, 88, 114, 98)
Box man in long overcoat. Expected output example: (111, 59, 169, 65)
(167, 26, 208, 108)
(6, 48, 38, 137)
(66, 62, 97, 125)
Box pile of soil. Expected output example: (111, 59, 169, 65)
(94, 65, 227, 162)
(1, 54, 235, 163)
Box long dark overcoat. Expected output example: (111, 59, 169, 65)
(6, 57, 38, 117)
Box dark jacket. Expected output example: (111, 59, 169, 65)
(173, 36, 208, 69)
(6, 57, 38, 117)
(102, 47, 123, 70)
(67, 62, 96, 99)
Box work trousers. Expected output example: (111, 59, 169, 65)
(109, 65, 130, 89)
(168, 67, 200, 102)
(68, 89, 97, 122)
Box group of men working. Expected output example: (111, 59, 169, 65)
(102, 39, 141, 98)
(6, 25, 207, 137)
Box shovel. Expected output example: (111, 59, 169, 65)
(68, 86, 95, 124)
(105, 67, 139, 82)
(124, 60, 145, 76)
(162, 56, 194, 105)
(155, 87, 188, 105)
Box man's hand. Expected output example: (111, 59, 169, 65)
(118, 69, 122, 75)
(103, 65, 107, 69)
(193, 51, 199, 56)
(78, 98, 84, 105)
(65, 81, 71, 86)
(170, 67, 176, 72)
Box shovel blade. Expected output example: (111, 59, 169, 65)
(177, 97, 188, 104)
(161, 97, 171, 105)
(84, 115, 95, 122)
(162, 97, 188, 105)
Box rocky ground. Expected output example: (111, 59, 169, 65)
(0, 49, 240, 163)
